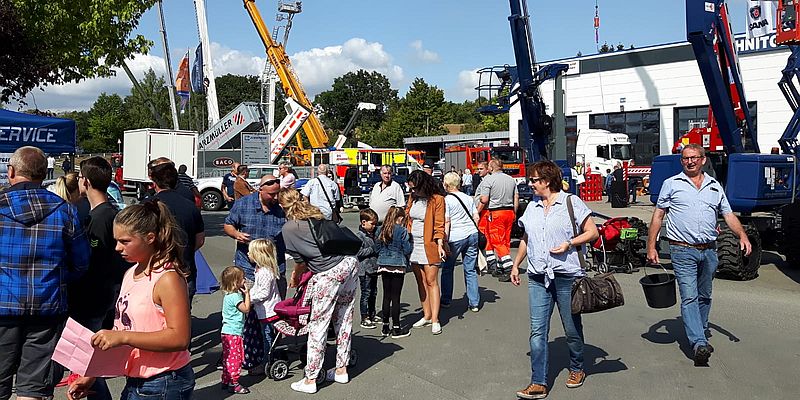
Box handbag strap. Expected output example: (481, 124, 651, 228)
(566, 194, 588, 270)
(317, 177, 335, 209)
(447, 192, 480, 231)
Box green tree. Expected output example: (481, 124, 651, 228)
(85, 93, 128, 152)
(124, 69, 170, 130)
(58, 110, 90, 150)
(215, 74, 261, 116)
(314, 70, 398, 141)
(0, 0, 157, 103)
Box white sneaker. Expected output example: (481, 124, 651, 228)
(291, 378, 317, 394)
(326, 368, 349, 384)
(431, 322, 442, 335)
(412, 318, 432, 328)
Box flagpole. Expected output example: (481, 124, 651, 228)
(157, 0, 181, 130)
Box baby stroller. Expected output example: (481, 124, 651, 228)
(588, 215, 648, 274)
(266, 271, 358, 381)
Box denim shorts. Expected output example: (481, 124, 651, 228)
(121, 363, 195, 400)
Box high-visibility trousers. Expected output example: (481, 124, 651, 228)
(486, 209, 515, 258)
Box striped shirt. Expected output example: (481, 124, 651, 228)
(518, 192, 590, 287)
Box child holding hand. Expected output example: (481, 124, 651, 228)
(247, 239, 282, 375)
(220, 266, 251, 394)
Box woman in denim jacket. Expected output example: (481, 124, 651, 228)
(376, 206, 413, 338)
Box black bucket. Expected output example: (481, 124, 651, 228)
(639, 271, 677, 308)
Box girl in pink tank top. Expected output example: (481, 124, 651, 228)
(68, 200, 195, 400)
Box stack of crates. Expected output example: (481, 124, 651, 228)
(579, 173, 603, 201)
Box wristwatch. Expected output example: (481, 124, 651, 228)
(567, 239, 574, 250)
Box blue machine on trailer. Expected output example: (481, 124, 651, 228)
(649, 0, 800, 280)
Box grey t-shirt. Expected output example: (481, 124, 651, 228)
(479, 172, 517, 209)
(282, 219, 345, 273)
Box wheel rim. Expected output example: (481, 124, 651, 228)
(203, 193, 219, 210)
(271, 362, 288, 380)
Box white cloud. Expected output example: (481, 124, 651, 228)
(7, 38, 405, 112)
(410, 40, 440, 63)
(451, 68, 480, 102)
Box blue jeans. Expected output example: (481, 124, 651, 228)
(527, 273, 584, 386)
(359, 273, 379, 318)
(120, 363, 195, 400)
(441, 233, 480, 308)
(669, 245, 717, 349)
(260, 321, 275, 366)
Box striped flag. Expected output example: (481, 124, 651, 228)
(594, 3, 600, 44)
(175, 51, 191, 113)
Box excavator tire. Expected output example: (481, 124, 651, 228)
(715, 224, 761, 281)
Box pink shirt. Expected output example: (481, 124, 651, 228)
(280, 173, 296, 189)
(113, 265, 191, 378)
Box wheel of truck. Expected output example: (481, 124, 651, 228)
(715, 224, 761, 280)
(201, 189, 224, 211)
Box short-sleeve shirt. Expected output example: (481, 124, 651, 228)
(222, 173, 237, 197)
(152, 190, 205, 281)
(224, 192, 286, 279)
(445, 192, 478, 242)
(280, 173, 296, 189)
(479, 172, 517, 209)
(518, 192, 591, 286)
(221, 292, 245, 336)
(656, 172, 732, 244)
(301, 176, 340, 220)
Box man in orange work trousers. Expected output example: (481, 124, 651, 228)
(477, 159, 519, 282)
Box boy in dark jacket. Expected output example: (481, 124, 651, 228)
(356, 208, 380, 329)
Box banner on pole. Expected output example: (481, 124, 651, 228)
(747, 0, 776, 39)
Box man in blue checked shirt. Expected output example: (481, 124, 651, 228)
(224, 174, 287, 298)
(647, 143, 752, 367)
(0, 146, 90, 400)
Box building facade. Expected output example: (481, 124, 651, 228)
(510, 32, 793, 166)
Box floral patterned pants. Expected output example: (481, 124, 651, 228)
(303, 257, 359, 380)
(221, 333, 243, 385)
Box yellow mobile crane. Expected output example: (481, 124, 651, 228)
(243, 0, 328, 163)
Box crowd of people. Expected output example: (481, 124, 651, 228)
(0, 143, 752, 400)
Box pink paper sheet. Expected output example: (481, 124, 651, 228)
(52, 318, 132, 377)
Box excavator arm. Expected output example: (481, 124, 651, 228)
(243, 0, 328, 150)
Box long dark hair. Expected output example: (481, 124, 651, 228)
(407, 169, 444, 200)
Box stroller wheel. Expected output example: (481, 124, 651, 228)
(598, 263, 609, 274)
(269, 360, 289, 381)
(348, 349, 358, 367)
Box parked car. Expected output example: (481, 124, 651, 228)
(196, 164, 280, 211)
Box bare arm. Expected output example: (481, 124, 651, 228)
(510, 234, 528, 286)
(237, 288, 251, 313)
(513, 191, 519, 213)
(647, 208, 666, 264)
(224, 223, 251, 243)
(477, 195, 489, 213)
(722, 212, 752, 256)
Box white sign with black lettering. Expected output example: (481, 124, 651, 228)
(242, 134, 271, 164)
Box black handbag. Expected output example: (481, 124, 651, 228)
(317, 177, 343, 224)
(307, 219, 361, 256)
(566, 195, 624, 314)
(447, 193, 487, 249)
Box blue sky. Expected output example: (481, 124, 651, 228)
(15, 0, 751, 111)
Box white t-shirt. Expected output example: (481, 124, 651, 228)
(47, 157, 55, 169)
(301, 175, 340, 220)
(445, 191, 478, 242)
(369, 180, 406, 223)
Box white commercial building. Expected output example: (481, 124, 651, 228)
(511, 32, 793, 165)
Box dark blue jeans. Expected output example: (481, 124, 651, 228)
(527, 273, 584, 386)
(260, 320, 275, 366)
(120, 363, 195, 400)
(669, 245, 717, 349)
(359, 273, 379, 318)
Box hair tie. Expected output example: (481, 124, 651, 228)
(143, 198, 161, 216)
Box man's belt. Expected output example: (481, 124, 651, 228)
(667, 240, 714, 250)
(488, 206, 514, 211)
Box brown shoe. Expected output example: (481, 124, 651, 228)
(566, 370, 586, 388)
(515, 383, 548, 399)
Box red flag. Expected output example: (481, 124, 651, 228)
(175, 51, 191, 113)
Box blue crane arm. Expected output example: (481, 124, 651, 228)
(686, 0, 758, 154)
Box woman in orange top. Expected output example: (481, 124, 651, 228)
(68, 199, 194, 400)
(405, 170, 447, 335)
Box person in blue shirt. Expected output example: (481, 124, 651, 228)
(647, 143, 752, 367)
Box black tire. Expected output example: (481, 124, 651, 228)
(716, 224, 761, 280)
(780, 203, 800, 266)
(269, 360, 289, 381)
(201, 189, 224, 211)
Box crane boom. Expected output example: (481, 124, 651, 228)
(243, 0, 328, 149)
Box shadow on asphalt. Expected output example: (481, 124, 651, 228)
(641, 317, 740, 362)
(202, 212, 228, 238)
(437, 286, 499, 326)
(770, 253, 800, 284)
(545, 337, 628, 389)
(190, 312, 223, 381)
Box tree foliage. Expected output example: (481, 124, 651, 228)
(85, 93, 128, 153)
(0, 0, 156, 103)
(216, 74, 262, 116)
(314, 70, 398, 139)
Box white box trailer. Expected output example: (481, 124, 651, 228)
(122, 129, 198, 196)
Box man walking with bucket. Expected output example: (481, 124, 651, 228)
(646, 143, 751, 366)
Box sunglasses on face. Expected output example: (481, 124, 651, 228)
(528, 176, 544, 184)
(260, 179, 280, 187)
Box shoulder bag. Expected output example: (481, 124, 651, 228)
(566, 194, 624, 314)
(307, 218, 361, 256)
(447, 193, 487, 249)
(317, 177, 343, 224)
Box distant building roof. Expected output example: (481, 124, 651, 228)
(403, 131, 509, 145)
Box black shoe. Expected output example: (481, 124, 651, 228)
(491, 269, 503, 278)
(391, 326, 411, 339)
(498, 273, 511, 282)
(694, 345, 711, 366)
(707, 344, 714, 353)
(381, 324, 390, 337)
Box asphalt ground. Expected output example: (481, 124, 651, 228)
(53, 197, 800, 400)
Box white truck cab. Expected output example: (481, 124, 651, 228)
(575, 129, 633, 176)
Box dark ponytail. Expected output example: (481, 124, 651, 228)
(114, 199, 188, 277)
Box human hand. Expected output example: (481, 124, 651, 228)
(549, 241, 571, 254)
(289, 267, 302, 288)
(647, 247, 660, 265)
(740, 236, 752, 256)
(91, 330, 126, 351)
(67, 377, 96, 400)
(510, 266, 521, 286)
(438, 245, 447, 262)
(234, 231, 251, 243)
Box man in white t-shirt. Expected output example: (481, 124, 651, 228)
(301, 164, 340, 220)
(368, 165, 406, 223)
(46, 155, 55, 179)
